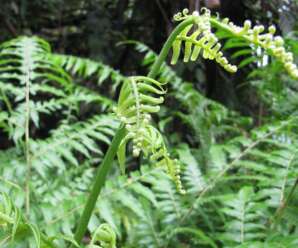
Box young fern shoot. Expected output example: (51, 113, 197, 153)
(171, 9, 237, 73)
(88, 224, 117, 248)
(171, 8, 298, 79)
(115, 76, 184, 193)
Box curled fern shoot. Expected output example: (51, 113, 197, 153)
(171, 8, 298, 79)
(171, 8, 237, 73)
(89, 223, 117, 248)
(115, 76, 185, 194)
(210, 16, 298, 79)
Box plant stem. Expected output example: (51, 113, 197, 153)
(71, 126, 126, 246)
(24, 47, 32, 218)
(148, 17, 195, 78)
(71, 16, 196, 246)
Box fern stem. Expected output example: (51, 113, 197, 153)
(25, 83, 31, 217)
(148, 17, 195, 78)
(24, 46, 32, 218)
(71, 125, 126, 247)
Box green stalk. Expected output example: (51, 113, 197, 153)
(148, 17, 194, 78)
(71, 126, 126, 246)
(71, 16, 195, 247)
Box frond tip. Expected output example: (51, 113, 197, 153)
(171, 8, 237, 73)
(89, 223, 117, 248)
(172, 8, 298, 79)
(115, 76, 185, 194)
(215, 18, 298, 79)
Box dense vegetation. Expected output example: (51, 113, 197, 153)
(0, 1, 298, 248)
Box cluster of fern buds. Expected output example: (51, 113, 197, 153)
(220, 17, 298, 78)
(131, 116, 152, 157)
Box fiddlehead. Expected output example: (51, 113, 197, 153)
(171, 8, 298, 79)
(115, 76, 185, 194)
(171, 8, 237, 73)
(211, 15, 298, 79)
(88, 224, 116, 248)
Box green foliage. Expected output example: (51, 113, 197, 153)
(0, 6, 298, 248)
(172, 8, 298, 79)
(0, 35, 121, 246)
(0, 192, 79, 247)
(50, 54, 126, 91)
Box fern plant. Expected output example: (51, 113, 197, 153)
(0, 7, 298, 248)
(71, 7, 297, 246)
(0, 35, 122, 246)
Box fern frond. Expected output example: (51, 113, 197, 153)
(4, 88, 113, 143)
(172, 8, 298, 79)
(219, 187, 266, 246)
(0, 36, 74, 143)
(177, 144, 206, 194)
(30, 115, 118, 176)
(171, 9, 237, 73)
(211, 17, 298, 78)
(0, 115, 118, 184)
(0, 36, 72, 89)
(115, 76, 184, 193)
(235, 135, 298, 210)
(50, 54, 126, 87)
(132, 210, 162, 248)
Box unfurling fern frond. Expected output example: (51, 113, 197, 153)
(172, 8, 298, 79)
(171, 9, 237, 73)
(88, 223, 117, 248)
(114, 76, 185, 193)
(212, 18, 298, 78)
